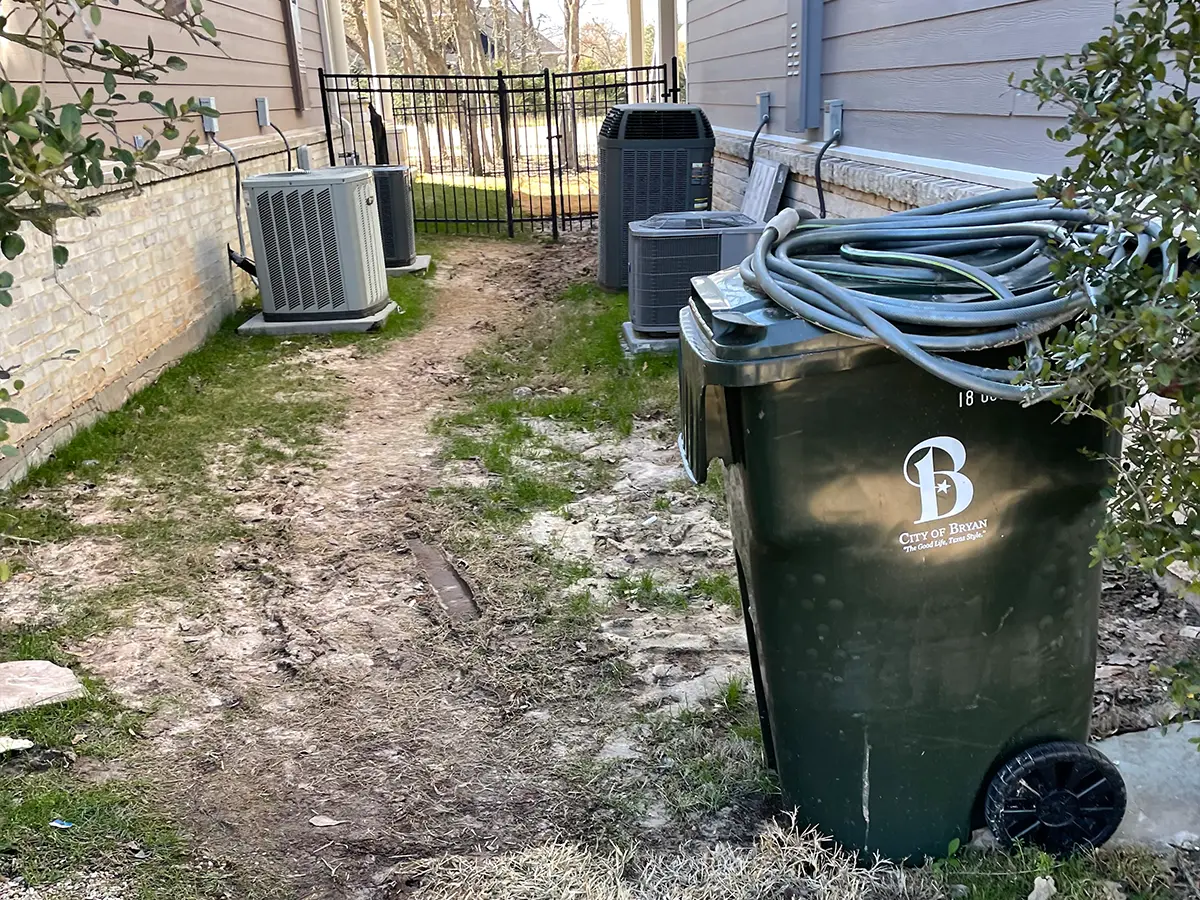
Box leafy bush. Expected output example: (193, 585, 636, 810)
(1019, 0, 1200, 576)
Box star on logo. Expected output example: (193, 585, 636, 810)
(936, 480, 951, 495)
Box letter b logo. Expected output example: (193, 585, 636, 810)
(903, 436, 974, 524)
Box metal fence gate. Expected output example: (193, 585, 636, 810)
(319, 60, 680, 238)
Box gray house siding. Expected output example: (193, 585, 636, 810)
(688, 0, 1118, 173)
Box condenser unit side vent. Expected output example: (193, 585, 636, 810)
(245, 168, 389, 321)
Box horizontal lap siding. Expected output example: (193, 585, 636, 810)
(822, 0, 1116, 170)
(7, 0, 327, 142)
(687, 0, 789, 132)
(687, 0, 1117, 172)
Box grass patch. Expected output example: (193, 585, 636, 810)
(614, 572, 687, 610)
(930, 844, 1174, 900)
(0, 629, 140, 757)
(435, 280, 679, 531)
(1, 265, 440, 578)
(0, 774, 240, 898)
(412, 176, 522, 236)
(447, 282, 678, 437)
(637, 676, 776, 822)
(691, 571, 741, 609)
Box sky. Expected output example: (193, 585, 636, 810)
(526, 0, 685, 35)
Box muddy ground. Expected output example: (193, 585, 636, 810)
(2, 235, 1198, 899)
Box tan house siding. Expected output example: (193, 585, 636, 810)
(4, 0, 329, 142)
(687, 0, 1118, 173)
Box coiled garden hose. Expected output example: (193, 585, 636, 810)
(740, 188, 1157, 404)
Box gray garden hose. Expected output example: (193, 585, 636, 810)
(739, 188, 1154, 404)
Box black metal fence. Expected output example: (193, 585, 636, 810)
(319, 60, 681, 238)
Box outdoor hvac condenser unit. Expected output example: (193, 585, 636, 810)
(597, 103, 715, 290)
(628, 211, 761, 334)
(244, 168, 389, 321)
(373, 166, 417, 268)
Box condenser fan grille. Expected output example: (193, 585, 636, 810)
(623, 110, 708, 140)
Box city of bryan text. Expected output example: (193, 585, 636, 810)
(898, 518, 989, 553)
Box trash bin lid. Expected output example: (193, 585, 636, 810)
(692, 264, 862, 350)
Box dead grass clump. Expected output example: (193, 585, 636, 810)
(391, 818, 938, 900)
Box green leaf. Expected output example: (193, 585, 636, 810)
(0, 446, 18, 457)
(9, 121, 40, 141)
(52, 245, 69, 267)
(147, 35, 155, 58)
(201, 16, 217, 37)
(0, 290, 11, 308)
(104, 71, 116, 96)
(1, 233, 25, 260)
(0, 407, 29, 424)
(0, 271, 11, 288)
(0, 560, 11, 583)
(18, 85, 40, 114)
(40, 144, 65, 165)
(90, 5, 102, 25)
(0, 83, 17, 116)
(59, 104, 82, 139)
(165, 56, 188, 71)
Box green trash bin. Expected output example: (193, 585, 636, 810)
(678, 267, 1126, 860)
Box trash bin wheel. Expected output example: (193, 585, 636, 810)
(985, 741, 1126, 855)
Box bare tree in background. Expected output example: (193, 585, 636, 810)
(580, 20, 626, 69)
(560, 0, 584, 169)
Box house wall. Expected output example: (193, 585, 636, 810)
(688, 0, 1118, 173)
(2, 0, 329, 141)
(0, 130, 331, 486)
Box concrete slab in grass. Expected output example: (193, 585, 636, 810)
(620, 321, 679, 357)
(0, 660, 87, 713)
(1096, 720, 1200, 849)
(237, 302, 397, 336)
(387, 255, 432, 276)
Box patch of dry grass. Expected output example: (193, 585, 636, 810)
(389, 818, 939, 900)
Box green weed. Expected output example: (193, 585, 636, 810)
(638, 684, 776, 821)
(614, 572, 687, 610)
(692, 571, 741, 609)
(929, 844, 1173, 900)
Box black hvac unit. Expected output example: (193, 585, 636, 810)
(597, 104, 715, 290)
(373, 166, 417, 268)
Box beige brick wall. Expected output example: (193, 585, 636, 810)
(0, 128, 331, 485)
(713, 130, 996, 219)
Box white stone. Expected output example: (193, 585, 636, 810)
(0, 660, 88, 713)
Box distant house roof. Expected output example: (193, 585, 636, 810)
(478, 4, 562, 57)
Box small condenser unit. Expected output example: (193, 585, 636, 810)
(373, 166, 417, 268)
(598, 104, 715, 290)
(244, 168, 389, 321)
(628, 211, 761, 334)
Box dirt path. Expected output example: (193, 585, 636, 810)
(49, 237, 600, 897)
(6, 234, 1194, 900)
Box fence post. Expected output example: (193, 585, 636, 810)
(542, 68, 559, 241)
(319, 68, 337, 164)
(671, 56, 680, 102)
(497, 71, 516, 238)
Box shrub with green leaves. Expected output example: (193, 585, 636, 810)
(1019, 0, 1200, 576)
(0, 0, 219, 453)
